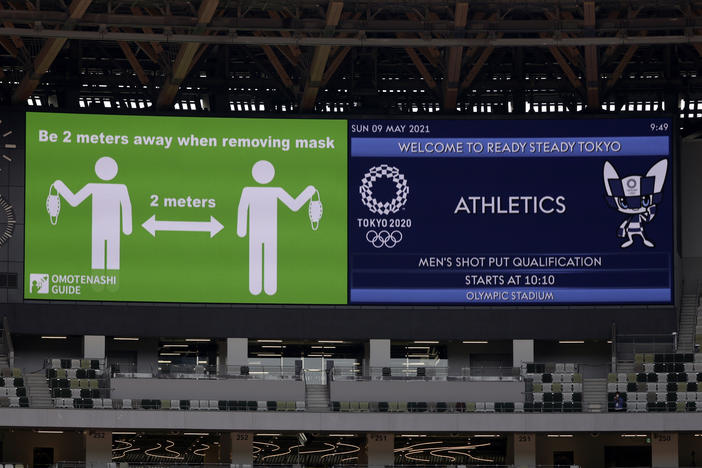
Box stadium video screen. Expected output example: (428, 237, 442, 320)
(348, 118, 673, 305)
(23, 113, 673, 306)
(24, 113, 348, 304)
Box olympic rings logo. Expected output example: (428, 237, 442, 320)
(366, 229, 403, 248)
(360, 165, 409, 215)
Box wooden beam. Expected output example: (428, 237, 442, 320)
(11, 0, 92, 104)
(584, 0, 600, 110)
(405, 47, 437, 91)
(111, 27, 149, 85)
(321, 45, 351, 87)
(606, 31, 646, 91)
(460, 46, 495, 91)
(260, 42, 293, 89)
(301, 1, 343, 111)
(156, 0, 218, 109)
(547, 44, 583, 91)
(443, 2, 469, 111)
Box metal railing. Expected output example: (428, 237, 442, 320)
(332, 366, 521, 382)
(110, 363, 300, 380)
(615, 333, 676, 362)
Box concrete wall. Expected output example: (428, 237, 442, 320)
(111, 377, 305, 401)
(329, 380, 524, 402)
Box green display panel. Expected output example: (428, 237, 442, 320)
(24, 112, 347, 304)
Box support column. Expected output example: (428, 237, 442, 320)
(85, 430, 112, 465)
(366, 433, 394, 466)
(83, 336, 105, 359)
(226, 338, 248, 373)
(513, 433, 535, 468)
(136, 337, 159, 374)
(369, 339, 391, 368)
(652, 432, 679, 468)
(513, 339, 534, 368)
(228, 431, 253, 465)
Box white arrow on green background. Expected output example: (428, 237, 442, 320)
(142, 215, 224, 238)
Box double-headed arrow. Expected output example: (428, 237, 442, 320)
(142, 215, 224, 238)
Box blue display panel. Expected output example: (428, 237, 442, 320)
(348, 118, 673, 305)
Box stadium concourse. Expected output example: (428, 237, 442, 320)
(3, 0, 702, 467)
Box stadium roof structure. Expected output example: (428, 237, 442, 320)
(0, 0, 701, 131)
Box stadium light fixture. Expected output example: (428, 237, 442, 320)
(113, 432, 137, 435)
(184, 432, 209, 436)
(256, 433, 282, 436)
(413, 340, 439, 344)
(318, 340, 344, 343)
(162, 344, 188, 348)
(558, 340, 585, 344)
(185, 338, 211, 342)
(547, 434, 573, 438)
(36, 430, 64, 434)
(157, 360, 171, 364)
(462, 341, 489, 344)
(113, 337, 139, 341)
(41, 336, 67, 339)
(473, 435, 501, 438)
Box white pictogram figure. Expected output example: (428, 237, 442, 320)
(51, 156, 132, 269)
(237, 160, 317, 296)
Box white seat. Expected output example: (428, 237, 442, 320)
(67, 369, 77, 379)
(657, 373, 668, 383)
(565, 363, 575, 373)
(563, 392, 573, 402)
(8, 397, 19, 408)
(695, 354, 702, 363)
(71, 389, 80, 399)
(532, 374, 542, 383)
(51, 359, 61, 369)
(208, 400, 218, 410)
(685, 363, 694, 373)
(687, 392, 697, 402)
(103, 398, 112, 408)
(555, 363, 565, 373)
(93, 398, 103, 409)
(296, 401, 306, 411)
(543, 383, 552, 393)
(475, 402, 486, 412)
(71, 359, 81, 369)
(170, 399, 180, 410)
(514, 402, 524, 412)
(678, 392, 688, 402)
(644, 363, 654, 373)
(189, 400, 200, 410)
(257, 401, 267, 411)
(657, 392, 666, 402)
(573, 383, 582, 392)
(617, 373, 627, 383)
(122, 399, 132, 409)
(607, 383, 617, 392)
(533, 393, 543, 403)
(485, 402, 495, 412)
